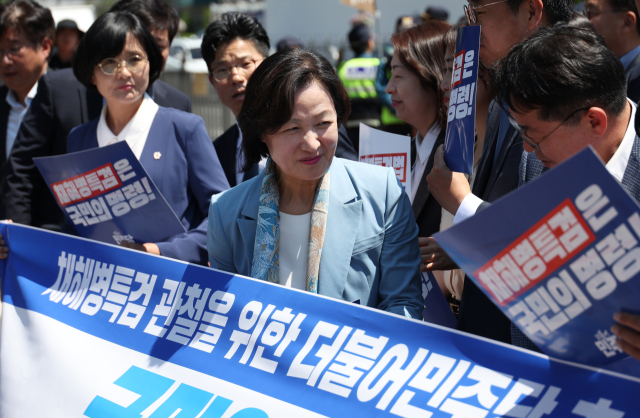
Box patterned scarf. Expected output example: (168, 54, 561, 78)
(250, 158, 330, 293)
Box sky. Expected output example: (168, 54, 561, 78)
(266, 0, 469, 46)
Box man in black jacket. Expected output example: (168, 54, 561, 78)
(1, 0, 191, 229)
(202, 13, 357, 189)
(0, 0, 53, 199)
(426, 0, 574, 344)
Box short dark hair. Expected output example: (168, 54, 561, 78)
(469, 0, 573, 25)
(348, 23, 373, 55)
(109, 0, 179, 43)
(392, 20, 451, 129)
(607, 0, 640, 35)
(201, 12, 270, 72)
(0, 0, 54, 46)
(73, 12, 163, 89)
(493, 25, 627, 124)
(238, 48, 351, 171)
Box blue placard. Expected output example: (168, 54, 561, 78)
(434, 147, 640, 366)
(421, 272, 457, 328)
(444, 25, 480, 175)
(34, 141, 185, 245)
(0, 221, 639, 417)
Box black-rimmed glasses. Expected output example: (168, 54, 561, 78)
(507, 107, 590, 152)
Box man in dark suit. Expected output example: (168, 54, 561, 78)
(497, 26, 640, 361)
(426, 0, 574, 344)
(586, 0, 640, 102)
(0, 0, 53, 196)
(202, 13, 357, 189)
(1, 0, 191, 229)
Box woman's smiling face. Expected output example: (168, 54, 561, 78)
(262, 81, 339, 183)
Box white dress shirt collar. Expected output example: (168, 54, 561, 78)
(5, 81, 38, 109)
(97, 93, 159, 160)
(606, 99, 637, 182)
(5, 81, 38, 159)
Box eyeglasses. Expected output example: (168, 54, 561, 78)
(210, 59, 261, 83)
(97, 55, 148, 75)
(463, 0, 509, 25)
(507, 107, 590, 152)
(0, 44, 27, 61)
(585, 7, 620, 19)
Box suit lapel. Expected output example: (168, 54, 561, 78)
(139, 109, 167, 192)
(626, 52, 640, 79)
(412, 129, 445, 218)
(622, 135, 640, 201)
(237, 173, 262, 264)
(319, 159, 362, 298)
(215, 125, 240, 187)
(472, 101, 501, 196)
(483, 125, 519, 198)
(0, 86, 9, 164)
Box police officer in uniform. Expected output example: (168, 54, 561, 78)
(338, 24, 381, 150)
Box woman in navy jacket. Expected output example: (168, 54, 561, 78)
(66, 12, 229, 265)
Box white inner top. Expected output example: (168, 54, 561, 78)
(279, 211, 311, 291)
(97, 93, 159, 159)
(5, 81, 38, 160)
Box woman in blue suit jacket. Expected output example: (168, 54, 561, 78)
(66, 12, 229, 265)
(207, 49, 423, 318)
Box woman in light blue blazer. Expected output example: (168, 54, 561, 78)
(66, 12, 229, 265)
(207, 49, 424, 318)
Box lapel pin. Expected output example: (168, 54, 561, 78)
(153, 152, 161, 160)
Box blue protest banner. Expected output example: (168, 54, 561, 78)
(34, 141, 185, 245)
(444, 26, 480, 175)
(435, 147, 640, 367)
(0, 221, 638, 417)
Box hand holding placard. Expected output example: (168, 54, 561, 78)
(426, 145, 471, 215)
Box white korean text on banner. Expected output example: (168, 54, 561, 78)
(359, 123, 411, 195)
(435, 147, 640, 367)
(444, 26, 480, 175)
(34, 141, 185, 245)
(0, 221, 639, 417)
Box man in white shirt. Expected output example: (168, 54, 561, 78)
(0, 0, 53, 189)
(617, 0, 640, 368)
(460, 26, 640, 358)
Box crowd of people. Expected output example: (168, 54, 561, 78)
(0, 0, 639, 369)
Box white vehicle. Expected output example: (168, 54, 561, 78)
(164, 37, 209, 74)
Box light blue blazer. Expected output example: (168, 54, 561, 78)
(207, 158, 424, 318)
